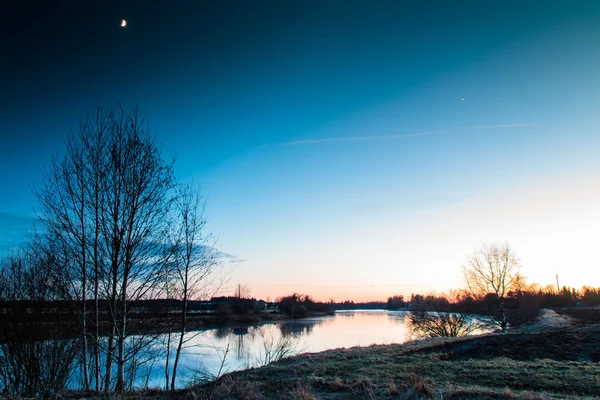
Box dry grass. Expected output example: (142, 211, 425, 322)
(61, 324, 600, 399)
(403, 373, 438, 399)
(292, 380, 317, 400)
(385, 380, 399, 396)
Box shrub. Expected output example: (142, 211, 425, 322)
(407, 311, 479, 338)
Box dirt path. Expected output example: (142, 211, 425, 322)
(512, 308, 574, 332)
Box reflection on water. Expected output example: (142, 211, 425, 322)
(149, 310, 409, 388)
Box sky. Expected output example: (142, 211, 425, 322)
(1, 1, 600, 301)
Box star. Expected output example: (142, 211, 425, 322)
(121, 19, 127, 27)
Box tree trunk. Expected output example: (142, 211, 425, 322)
(164, 283, 171, 390)
(164, 322, 171, 390)
(82, 277, 89, 390)
(115, 273, 128, 392)
(93, 181, 101, 392)
(497, 298, 508, 332)
(171, 297, 188, 390)
(81, 186, 90, 391)
(116, 332, 126, 392)
(104, 324, 115, 392)
(93, 274, 100, 392)
(105, 270, 119, 392)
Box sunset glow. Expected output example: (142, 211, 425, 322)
(2, 2, 600, 303)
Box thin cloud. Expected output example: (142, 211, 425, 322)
(286, 123, 539, 146)
(469, 123, 539, 129)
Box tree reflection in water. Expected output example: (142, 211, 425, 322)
(206, 318, 331, 367)
(102, 311, 411, 388)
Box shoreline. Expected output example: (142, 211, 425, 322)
(59, 322, 600, 399)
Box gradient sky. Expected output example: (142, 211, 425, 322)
(2, 1, 600, 301)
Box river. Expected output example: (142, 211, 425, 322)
(147, 310, 410, 388)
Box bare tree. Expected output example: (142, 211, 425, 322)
(407, 311, 479, 338)
(0, 245, 79, 398)
(407, 293, 478, 338)
(167, 184, 221, 390)
(34, 104, 177, 392)
(35, 121, 97, 390)
(82, 109, 110, 392)
(33, 106, 116, 392)
(462, 243, 521, 332)
(4, 104, 228, 395)
(98, 105, 175, 392)
(254, 325, 301, 366)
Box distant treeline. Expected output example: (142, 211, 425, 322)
(274, 294, 404, 316)
(0, 297, 274, 329)
(281, 284, 600, 325)
(401, 285, 600, 327)
(3, 284, 597, 323)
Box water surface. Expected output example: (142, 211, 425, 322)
(157, 310, 409, 388)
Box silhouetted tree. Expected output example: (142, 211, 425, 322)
(463, 243, 522, 332)
(407, 293, 478, 338)
(387, 295, 406, 310)
(278, 294, 312, 318)
(0, 246, 79, 398)
(581, 286, 600, 305)
(165, 185, 221, 390)
(34, 105, 176, 392)
(407, 311, 478, 338)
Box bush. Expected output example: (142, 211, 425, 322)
(407, 311, 478, 338)
(279, 294, 312, 318)
(0, 252, 79, 397)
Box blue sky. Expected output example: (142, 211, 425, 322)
(1, 1, 600, 300)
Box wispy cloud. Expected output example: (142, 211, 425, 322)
(468, 124, 539, 130)
(285, 123, 539, 146)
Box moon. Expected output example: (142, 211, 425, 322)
(121, 19, 127, 27)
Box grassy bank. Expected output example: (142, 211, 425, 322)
(159, 324, 600, 399)
(59, 322, 600, 399)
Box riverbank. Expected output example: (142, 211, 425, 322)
(58, 322, 600, 399)
(172, 309, 334, 330)
(182, 323, 600, 399)
(0, 310, 316, 343)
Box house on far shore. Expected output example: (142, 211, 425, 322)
(255, 299, 268, 311)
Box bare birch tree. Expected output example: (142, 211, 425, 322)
(462, 243, 521, 332)
(167, 184, 221, 390)
(35, 121, 99, 390)
(34, 104, 177, 392)
(98, 105, 175, 392)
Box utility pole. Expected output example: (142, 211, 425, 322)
(556, 274, 560, 293)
